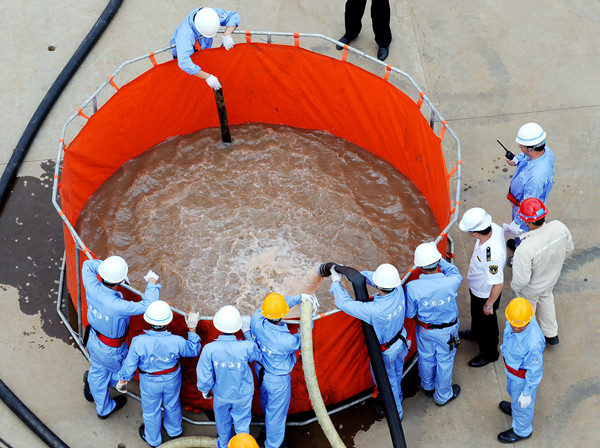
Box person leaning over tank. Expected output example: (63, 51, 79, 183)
(503, 122, 555, 250)
(405, 242, 462, 406)
(197, 305, 262, 448)
(497, 297, 545, 444)
(81, 256, 159, 419)
(170, 6, 240, 90)
(329, 263, 409, 420)
(458, 207, 507, 368)
(510, 198, 573, 346)
(116, 301, 201, 448)
(241, 292, 319, 448)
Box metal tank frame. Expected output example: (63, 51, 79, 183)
(51, 30, 462, 427)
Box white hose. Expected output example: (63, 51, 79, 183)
(300, 300, 346, 448)
(158, 436, 217, 447)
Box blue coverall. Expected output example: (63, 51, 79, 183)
(82, 259, 159, 417)
(330, 271, 408, 419)
(244, 295, 302, 448)
(196, 335, 262, 448)
(405, 259, 462, 404)
(510, 147, 555, 231)
(118, 330, 201, 447)
(501, 318, 545, 437)
(170, 8, 241, 76)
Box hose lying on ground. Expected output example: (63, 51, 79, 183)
(158, 436, 217, 448)
(300, 299, 346, 448)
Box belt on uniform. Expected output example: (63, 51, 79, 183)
(507, 190, 521, 207)
(381, 328, 408, 352)
(415, 318, 458, 330)
(139, 362, 180, 376)
(92, 326, 128, 348)
(503, 357, 526, 379)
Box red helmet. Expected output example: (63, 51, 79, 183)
(518, 197, 548, 222)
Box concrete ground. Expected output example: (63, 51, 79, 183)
(1, 1, 599, 447)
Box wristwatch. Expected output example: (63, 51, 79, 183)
(485, 305, 493, 310)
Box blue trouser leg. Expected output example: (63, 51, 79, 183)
(161, 374, 183, 437)
(507, 376, 536, 437)
(261, 373, 291, 448)
(379, 342, 407, 419)
(213, 397, 234, 448)
(231, 398, 253, 435)
(140, 377, 163, 447)
(87, 335, 127, 416)
(433, 332, 457, 404)
(416, 328, 436, 391)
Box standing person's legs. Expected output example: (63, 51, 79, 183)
(370, 0, 392, 47)
(262, 373, 292, 448)
(213, 397, 234, 448)
(344, 0, 368, 40)
(506, 376, 536, 437)
(231, 398, 253, 435)
(478, 293, 501, 361)
(433, 328, 458, 404)
(534, 290, 558, 338)
(162, 375, 184, 437)
(139, 377, 164, 447)
(416, 329, 436, 392)
(469, 290, 483, 338)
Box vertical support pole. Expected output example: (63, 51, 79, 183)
(76, 245, 83, 340)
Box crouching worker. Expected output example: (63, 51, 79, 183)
(116, 301, 201, 447)
(242, 293, 319, 448)
(498, 297, 545, 444)
(197, 305, 262, 448)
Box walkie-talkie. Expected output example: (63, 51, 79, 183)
(497, 140, 515, 160)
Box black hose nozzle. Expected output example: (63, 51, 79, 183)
(317, 262, 341, 278)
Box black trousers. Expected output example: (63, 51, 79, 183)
(344, 0, 392, 47)
(469, 289, 501, 361)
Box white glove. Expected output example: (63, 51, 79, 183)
(502, 221, 524, 238)
(206, 75, 222, 90)
(518, 393, 532, 408)
(301, 294, 320, 315)
(116, 380, 128, 393)
(241, 315, 252, 333)
(330, 266, 343, 283)
(186, 311, 200, 329)
(222, 34, 234, 50)
(144, 270, 159, 282)
(202, 391, 213, 399)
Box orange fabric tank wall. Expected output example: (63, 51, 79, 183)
(60, 43, 448, 414)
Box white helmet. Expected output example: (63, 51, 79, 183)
(144, 300, 173, 326)
(213, 305, 242, 333)
(414, 242, 442, 268)
(98, 256, 128, 284)
(372, 263, 401, 289)
(515, 122, 546, 148)
(194, 8, 220, 38)
(459, 207, 492, 232)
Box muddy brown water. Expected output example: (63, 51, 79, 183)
(76, 124, 439, 316)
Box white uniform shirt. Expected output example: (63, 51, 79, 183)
(467, 222, 507, 298)
(511, 220, 574, 296)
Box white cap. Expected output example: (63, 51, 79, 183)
(459, 207, 492, 232)
(98, 256, 128, 284)
(194, 8, 220, 38)
(372, 263, 401, 289)
(213, 305, 242, 333)
(144, 300, 173, 326)
(414, 242, 442, 268)
(515, 122, 546, 147)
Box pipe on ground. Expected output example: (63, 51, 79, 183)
(0, 0, 124, 211)
(318, 263, 408, 448)
(158, 436, 217, 447)
(0, 379, 70, 448)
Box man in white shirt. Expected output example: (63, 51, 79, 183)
(511, 198, 573, 345)
(458, 207, 507, 367)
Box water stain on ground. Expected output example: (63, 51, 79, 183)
(0, 160, 70, 343)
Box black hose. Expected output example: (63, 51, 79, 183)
(0, 0, 124, 212)
(318, 262, 408, 448)
(0, 379, 70, 448)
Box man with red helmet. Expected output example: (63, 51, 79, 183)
(510, 198, 573, 345)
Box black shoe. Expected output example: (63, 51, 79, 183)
(336, 36, 350, 50)
(97, 395, 127, 420)
(498, 428, 532, 443)
(458, 329, 476, 341)
(377, 47, 389, 61)
(435, 384, 460, 406)
(545, 335, 559, 345)
(468, 354, 492, 368)
(423, 388, 435, 398)
(499, 400, 512, 416)
(507, 239, 516, 252)
(139, 424, 160, 447)
(83, 371, 94, 402)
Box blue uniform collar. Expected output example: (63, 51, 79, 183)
(217, 334, 238, 341)
(143, 329, 172, 337)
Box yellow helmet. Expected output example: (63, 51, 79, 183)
(505, 297, 535, 327)
(261, 293, 289, 319)
(228, 433, 259, 448)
